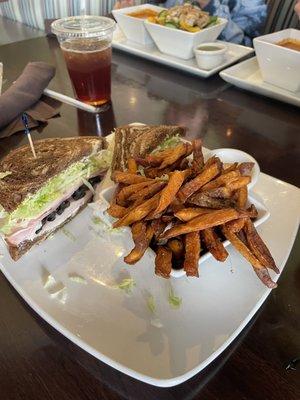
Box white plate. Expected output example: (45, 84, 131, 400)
(0, 172, 299, 387)
(112, 27, 254, 78)
(220, 57, 300, 108)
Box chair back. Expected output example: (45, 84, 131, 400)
(264, 0, 299, 33)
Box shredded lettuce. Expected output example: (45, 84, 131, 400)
(0, 149, 112, 235)
(157, 174, 169, 182)
(0, 171, 12, 179)
(68, 273, 87, 284)
(137, 165, 146, 177)
(82, 178, 95, 194)
(116, 278, 136, 294)
(168, 288, 182, 309)
(151, 134, 182, 154)
(91, 216, 102, 225)
(147, 295, 156, 314)
(62, 228, 76, 242)
(48, 281, 65, 295)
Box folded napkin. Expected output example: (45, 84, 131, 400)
(0, 62, 60, 137)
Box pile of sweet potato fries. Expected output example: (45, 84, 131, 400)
(108, 140, 279, 288)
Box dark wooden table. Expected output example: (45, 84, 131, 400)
(0, 36, 299, 400)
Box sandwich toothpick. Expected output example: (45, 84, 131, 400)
(22, 113, 37, 159)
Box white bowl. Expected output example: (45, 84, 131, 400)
(112, 4, 164, 46)
(144, 17, 227, 60)
(206, 148, 260, 190)
(96, 186, 269, 279)
(253, 29, 300, 93)
(194, 42, 227, 70)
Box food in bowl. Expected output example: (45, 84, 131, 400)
(145, 13, 227, 60)
(127, 9, 158, 19)
(276, 38, 300, 52)
(148, 4, 219, 33)
(112, 4, 164, 46)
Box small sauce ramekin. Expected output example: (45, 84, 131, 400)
(194, 42, 227, 70)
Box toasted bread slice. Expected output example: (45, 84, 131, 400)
(111, 125, 185, 173)
(0, 136, 107, 213)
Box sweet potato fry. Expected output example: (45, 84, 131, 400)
(124, 222, 154, 264)
(238, 229, 277, 288)
(160, 208, 240, 240)
(224, 218, 245, 233)
(235, 186, 248, 209)
(128, 181, 166, 202)
(127, 158, 138, 174)
(168, 238, 184, 260)
(201, 170, 240, 192)
(243, 204, 258, 219)
(238, 162, 254, 176)
(188, 192, 233, 209)
(175, 207, 213, 222)
(222, 162, 238, 174)
(113, 171, 153, 185)
(152, 170, 186, 217)
(184, 231, 200, 277)
(143, 167, 162, 179)
(180, 158, 190, 170)
(155, 246, 172, 278)
(144, 156, 187, 178)
(202, 228, 228, 262)
(205, 186, 232, 199)
(222, 225, 262, 269)
(113, 193, 160, 228)
(191, 139, 204, 175)
(161, 215, 174, 223)
(168, 198, 185, 213)
(116, 181, 155, 206)
(135, 145, 185, 168)
(226, 176, 251, 191)
(151, 218, 167, 240)
(243, 218, 279, 273)
(107, 204, 127, 218)
(204, 156, 222, 169)
(177, 162, 221, 203)
(159, 143, 193, 170)
(253, 266, 277, 289)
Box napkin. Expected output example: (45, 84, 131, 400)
(0, 62, 60, 138)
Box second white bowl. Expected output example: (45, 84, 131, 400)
(253, 28, 300, 93)
(144, 17, 227, 60)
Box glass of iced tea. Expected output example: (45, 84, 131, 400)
(51, 16, 116, 107)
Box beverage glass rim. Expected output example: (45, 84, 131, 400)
(51, 15, 116, 39)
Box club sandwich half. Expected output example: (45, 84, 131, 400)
(0, 136, 110, 260)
